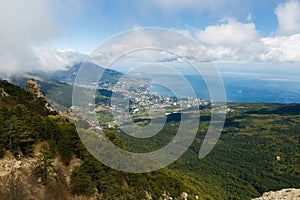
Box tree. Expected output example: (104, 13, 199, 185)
(70, 166, 95, 196)
(33, 144, 54, 185)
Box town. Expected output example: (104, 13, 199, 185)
(94, 74, 230, 128)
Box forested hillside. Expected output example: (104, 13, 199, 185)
(0, 79, 299, 199)
(0, 80, 209, 200)
(113, 104, 300, 199)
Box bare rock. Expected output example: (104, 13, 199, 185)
(253, 188, 300, 200)
(145, 190, 152, 200)
(59, 108, 75, 122)
(161, 191, 172, 200)
(13, 160, 22, 169)
(0, 88, 9, 97)
(180, 192, 188, 200)
(25, 79, 55, 112)
(25, 79, 45, 99)
(37, 177, 42, 183)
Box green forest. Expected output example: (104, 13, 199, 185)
(0, 79, 299, 199)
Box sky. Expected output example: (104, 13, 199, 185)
(51, 0, 296, 51)
(1, 0, 300, 75)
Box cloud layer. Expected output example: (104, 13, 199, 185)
(0, 0, 81, 76)
(1, 0, 300, 77)
(260, 34, 300, 62)
(87, 23, 300, 65)
(0, 0, 58, 75)
(275, 0, 300, 35)
(33, 48, 86, 72)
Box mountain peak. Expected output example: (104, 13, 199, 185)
(25, 79, 55, 112)
(25, 79, 44, 99)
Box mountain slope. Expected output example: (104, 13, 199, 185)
(0, 80, 211, 200)
(1, 79, 299, 199)
(115, 102, 300, 199)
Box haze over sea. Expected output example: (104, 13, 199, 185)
(149, 64, 300, 103)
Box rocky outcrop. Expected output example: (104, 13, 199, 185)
(0, 151, 45, 199)
(25, 79, 45, 98)
(159, 191, 193, 200)
(253, 188, 300, 200)
(180, 192, 188, 200)
(0, 88, 9, 97)
(25, 79, 55, 112)
(0, 148, 83, 200)
(0, 151, 36, 177)
(59, 108, 76, 122)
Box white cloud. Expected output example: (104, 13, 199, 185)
(2, 0, 300, 77)
(33, 48, 86, 72)
(90, 28, 211, 67)
(0, 0, 81, 76)
(196, 19, 259, 47)
(29, 24, 300, 68)
(89, 22, 300, 65)
(259, 34, 300, 62)
(169, 15, 299, 63)
(246, 13, 253, 22)
(275, 0, 300, 35)
(192, 18, 260, 62)
(198, 33, 300, 63)
(204, 46, 239, 61)
(90, 29, 159, 66)
(110, 30, 154, 56)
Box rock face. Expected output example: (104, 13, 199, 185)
(25, 79, 45, 99)
(0, 88, 9, 97)
(180, 192, 188, 200)
(253, 188, 300, 200)
(0, 152, 33, 177)
(25, 79, 55, 112)
(0, 149, 83, 200)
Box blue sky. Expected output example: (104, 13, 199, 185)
(1, 0, 300, 74)
(53, 0, 287, 52)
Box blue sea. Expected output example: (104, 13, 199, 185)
(149, 64, 300, 103)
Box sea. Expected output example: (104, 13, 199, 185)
(148, 64, 300, 103)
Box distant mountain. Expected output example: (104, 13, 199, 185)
(38, 61, 122, 85)
(9, 61, 122, 111)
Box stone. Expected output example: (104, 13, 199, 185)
(13, 160, 22, 169)
(37, 177, 42, 183)
(180, 192, 188, 200)
(0, 88, 9, 97)
(253, 188, 300, 200)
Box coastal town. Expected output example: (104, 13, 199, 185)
(93, 75, 231, 128)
